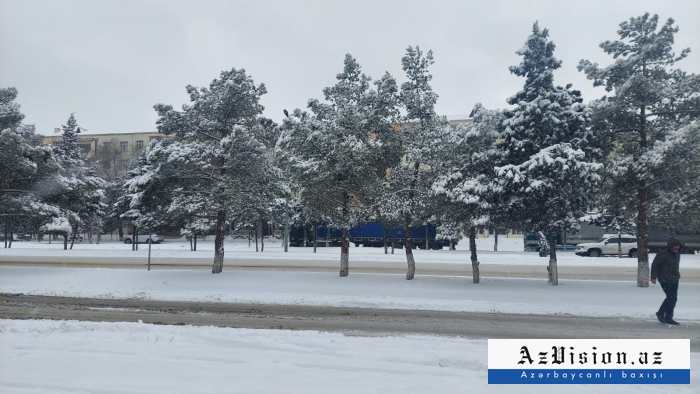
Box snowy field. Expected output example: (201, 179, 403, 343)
(3, 236, 698, 268)
(2, 267, 699, 320)
(3, 237, 698, 394)
(0, 319, 697, 394)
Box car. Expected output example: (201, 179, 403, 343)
(575, 234, 637, 257)
(123, 234, 164, 244)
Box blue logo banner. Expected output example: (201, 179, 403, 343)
(488, 369, 690, 384)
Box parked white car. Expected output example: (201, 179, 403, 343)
(123, 234, 164, 244)
(575, 234, 637, 257)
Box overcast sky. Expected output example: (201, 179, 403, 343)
(1, 0, 698, 136)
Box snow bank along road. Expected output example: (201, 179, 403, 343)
(3, 294, 699, 352)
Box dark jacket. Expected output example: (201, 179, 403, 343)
(651, 244, 681, 283)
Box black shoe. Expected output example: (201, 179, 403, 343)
(665, 319, 680, 326)
(656, 312, 665, 323)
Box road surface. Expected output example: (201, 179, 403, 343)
(2, 293, 698, 351)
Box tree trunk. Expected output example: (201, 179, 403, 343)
(255, 227, 258, 252)
(425, 224, 429, 250)
(313, 224, 317, 253)
(63, 234, 68, 250)
(384, 226, 388, 254)
(618, 230, 622, 259)
(391, 228, 395, 254)
(340, 227, 350, 277)
(636, 94, 650, 287)
(260, 221, 265, 252)
(470, 227, 479, 284)
(96, 231, 101, 245)
(118, 224, 123, 242)
(404, 159, 421, 280)
(340, 192, 350, 277)
(636, 181, 650, 287)
(449, 239, 453, 251)
(69, 221, 79, 250)
(189, 235, 193, 251)
(194, 233, 197, 251)
(563, 230, 567, 253)
(212, 210, 226, 274)
(405, 213, 415, 280)
(147, 239, 152, 271)
(132, 226, 137, 251)
(548, 232, 559, 286)
(494, 230, 498, 252)
(327, 227, 330, 247)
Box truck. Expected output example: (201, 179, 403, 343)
(289, 223, 456, 250)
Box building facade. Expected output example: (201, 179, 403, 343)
(42, 131, 164, 161)
(42, 131, 166, 180)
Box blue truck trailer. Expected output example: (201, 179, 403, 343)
(290, 223, 456, 250)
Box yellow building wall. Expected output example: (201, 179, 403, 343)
(42, 131, 164, 160)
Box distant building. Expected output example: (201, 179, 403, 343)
(43, 131, 168, 180)
(42, 131, 164, 161)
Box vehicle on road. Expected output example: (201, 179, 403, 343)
(123, 234, 164, 244)
(575, 234, 637, 257)
(290, 223, 456, 250)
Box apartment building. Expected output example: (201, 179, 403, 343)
(42, 131, 164, 160)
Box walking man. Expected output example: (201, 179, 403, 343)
(651, 238, 682, 325)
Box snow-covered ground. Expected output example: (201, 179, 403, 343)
(4, 237, 698, 268)
(2, 267, 699, 320)
(3, 237, 698, 393)
(0, 319, 697, 394)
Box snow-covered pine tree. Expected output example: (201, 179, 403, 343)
(42, 113, 106, 250)
(496, 22, 601, 286)
(579, 13, 700, 286)
(153, 68, 284, 273)
(432, 104, 505, 282)
(0, 87, 64, 247)
(648, 121, 700, 233)
(278, 54, 400, 277)
(390, 46, 450, 280)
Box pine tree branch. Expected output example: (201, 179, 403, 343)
(649, 110, 700, 116)
(0, 189, 35, 193)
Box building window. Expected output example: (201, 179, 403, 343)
(52, 141, 62, 146)
(135, 140, 144, 150)
(120, 141, 128, 151)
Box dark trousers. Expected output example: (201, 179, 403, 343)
(658, 282, 679, 320)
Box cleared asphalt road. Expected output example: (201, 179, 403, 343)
(2, 255, 700, 281)
(2, 293, 698, 351)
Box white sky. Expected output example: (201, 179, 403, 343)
(1, 0, 698, 135)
